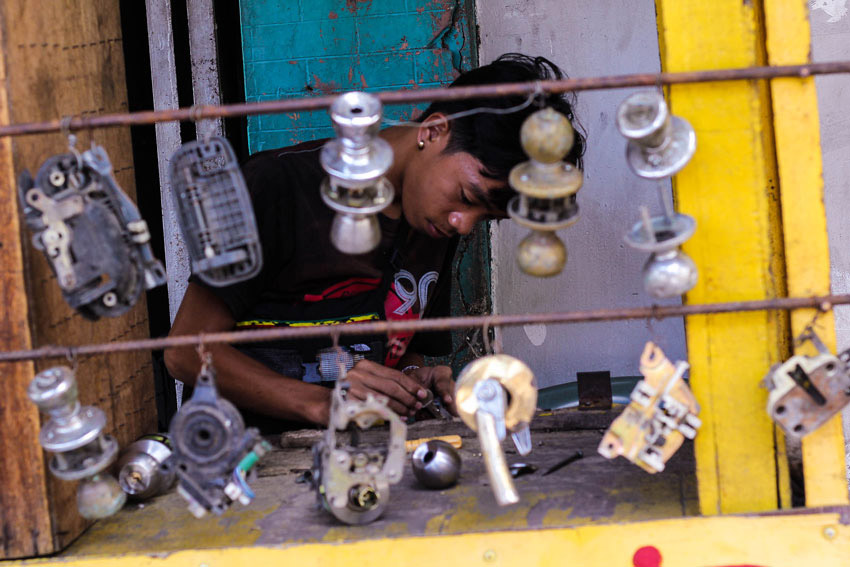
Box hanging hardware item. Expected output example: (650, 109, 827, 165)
(411, 439, 462, 489)
(18, 141, 166, 320)
(168, 137, 262, 286)
(28, 366, 126, 519)
(763, 330, 850, 437)
(117, 434, 176, 501)
(162, 355, 269, 518)
(312, 381, 406, 524)
(616, 91, 696, 179)
(507, 108, 583, 277)
(455, 354, 537, 506)
(320, 91, 394, 255)
(625, 205, 698, 298)
(599, 342, 701, 473)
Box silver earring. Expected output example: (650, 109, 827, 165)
(417, 140, 425, 150)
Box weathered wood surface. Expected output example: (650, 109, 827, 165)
(0, 1, 157, 558)
(64, 414, 697, 556)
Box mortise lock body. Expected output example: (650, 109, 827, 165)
(763, 332, 850, 437)
(455, 354, 537, 506)
(599, 342, 701, 473)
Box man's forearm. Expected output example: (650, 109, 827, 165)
(165, 343, 331, 426)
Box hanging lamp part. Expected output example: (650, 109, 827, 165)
(168, 137, 263, 287)
(507, 107, 583, 277)
(27, 366, 126, 519)
(162, 358, 268, 518)
(625, 209, 698, 298)
(18, 144, 166, 320)
(455, 354, 537, 506)
(320, 91, 395, 254)
(598, 342, 701, 473)
(763, 331, 850, 437)
(311, 382, 407, 525)
(616, 91, 696, 179)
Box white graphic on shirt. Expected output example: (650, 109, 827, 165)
(392, 270, 439, 315)
(810, 0, 847, 22)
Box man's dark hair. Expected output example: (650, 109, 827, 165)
(419, 53, 586, 212)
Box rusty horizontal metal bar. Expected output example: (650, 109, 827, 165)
(0, 294, 846, 363)
(1, 61, 849, 138)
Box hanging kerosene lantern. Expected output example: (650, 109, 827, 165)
(616, 91, 696, 179)
(507, 108, 583, 277)
(320, 91, 394, 255)
(625, 205, 698, 298)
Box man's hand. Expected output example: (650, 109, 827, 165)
(408, 365, 458, 417)
(345, 359, 429, 417)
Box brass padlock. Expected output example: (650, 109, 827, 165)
(507, 108, 583, 277)
(763, 332, 850, 437)
(598, 342, 701, 473)
(455, 355, 537, 505)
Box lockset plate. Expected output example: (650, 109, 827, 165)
(765, 350, 850, 437)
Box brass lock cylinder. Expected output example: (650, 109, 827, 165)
(507, 108, 583, 277)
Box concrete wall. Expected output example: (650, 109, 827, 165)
(478, 1, 687, 387)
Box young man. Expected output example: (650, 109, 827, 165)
(164, 54, 584, 430)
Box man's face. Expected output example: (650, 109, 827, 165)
(401, 122, 507, 239)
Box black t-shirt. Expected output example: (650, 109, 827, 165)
(197, 139, 457, 375)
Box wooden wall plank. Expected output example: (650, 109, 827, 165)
(0, 0, 158, 557)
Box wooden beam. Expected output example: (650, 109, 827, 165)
(654, 0, 789, 514)
(763, 0, 849, 507)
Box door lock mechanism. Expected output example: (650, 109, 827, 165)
(455, 355, 537, 506)
(599, 342, 701, 473)
(763, 331, 850, 437)
(312, 382, 407, 524)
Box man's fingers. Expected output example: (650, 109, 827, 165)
(354, 360, 427, 399)
(347, 381, 412, 417)
(431, 366, 458, 416)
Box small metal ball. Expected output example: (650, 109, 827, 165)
(516, 231, 567, 277)
(77, 474, 127, 519)
(330, 213, 381, 254)
(642, 249, 698, 298)
(520, 108, 575, 164)
(411, 440, 461, 489)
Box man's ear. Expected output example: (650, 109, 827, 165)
(419, 112, 451, 145)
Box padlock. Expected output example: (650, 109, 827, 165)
(763, 332, 850, 437)
(312, 383, 406, 524)
(455, 355, 537, 506)
(18, 144, 166, 320)
(598, 342, 701, 473)
(320, 91, 395, 254)
(616, 91, 696, 179)
(507, 107, 583, 277)
(28, 366, 126, 519)
(624, 207, 698, 298)
(168, 137, 263, 287)
(162, 357, 269, 518)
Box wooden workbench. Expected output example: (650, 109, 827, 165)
(62, 409, 697, 556)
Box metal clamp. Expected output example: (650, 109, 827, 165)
(28, 366, 126, 519)
(616, 91, 696, 179)
(763, 331, 850, 437)
(455, 355, 537, 506)
(312, 383, 407, 524)
(320, 91, 395, 255)
(507, 108, 583, 277)
(598, 342, 701, 473)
